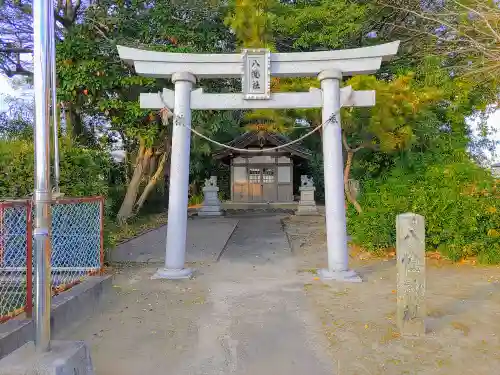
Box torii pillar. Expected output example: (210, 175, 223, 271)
(318, 70, 356, 280)
(118, 42, 400, 281)
(157, 72, 196, 279)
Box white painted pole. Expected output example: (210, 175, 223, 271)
(33, 0, 53, 351)
(318, 70, 361, 282)
(152, 72, 196, 280)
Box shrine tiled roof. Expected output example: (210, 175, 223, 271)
(213, 131, 312, 161)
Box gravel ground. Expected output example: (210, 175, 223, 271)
(57, 216, 335, 375)
(283, 215, 500, 375)
(54, 213, 500, 375)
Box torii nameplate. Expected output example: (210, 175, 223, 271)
(242, 49, 271, 100)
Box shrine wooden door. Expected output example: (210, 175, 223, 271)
(248, 167, 277, 202)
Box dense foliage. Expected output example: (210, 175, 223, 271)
(347, 141, 500, 263)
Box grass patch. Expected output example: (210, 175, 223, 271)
(104, 212, 168, 256)
(103, 203, 203, 262)
(297, 268, 318, 275)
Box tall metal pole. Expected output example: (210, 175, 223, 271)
(48, 0, 60, 194)
(33, 0, 53, 352)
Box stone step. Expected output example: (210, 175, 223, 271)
(224, 208, 295, 217)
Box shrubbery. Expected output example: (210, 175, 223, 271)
(0, 139, 34, 198)
(0, 139, 113, 199)
(0, 138, 132, 256)
(347, 151, 500, 263)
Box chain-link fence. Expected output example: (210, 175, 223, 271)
(0, 201, 32, 321)
(0, 197, 104, 322)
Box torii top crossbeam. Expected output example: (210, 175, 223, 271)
(117, 41, 399, 79)
(118, 42, 400, 110)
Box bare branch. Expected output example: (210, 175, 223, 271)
(342, 132, 352, 152)
(375, 0, 500, 82)
(379, 1, 496, 58)
(449, 0, 500, 42)
(0, 47, 32, 54)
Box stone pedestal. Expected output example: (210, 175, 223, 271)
(198, 177, 222, 217)
(0, 341, 94, 375)
(296, 185, 318, 216)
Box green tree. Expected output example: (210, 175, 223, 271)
(269, 1, 497, 212)
(224, 0, 372, 135)
(273, 0, 370, 51)
(0, 0, 93, 142)
(52, 0, 238, 221)
(225, 0, 277, 49)
(345, 55, 500, 263)
(341, 73, 442, 212)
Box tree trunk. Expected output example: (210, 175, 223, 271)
(67, 104, 83, 140)
(65, 103, 95, 145)
(148, 155, 157, 179)
(190, 181, 199, 197)
(62, 102, 73, 147)
(118, 129, 131, 184)
(342, 132, 363, 214)
(134, 152, 167, 214)
(163, 136, 173, 210)
(123, 151, 130, 185)
(116, 140, 151, 223)
(343, 150, 362, 214)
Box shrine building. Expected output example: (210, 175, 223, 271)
(213, 131, 312, 204)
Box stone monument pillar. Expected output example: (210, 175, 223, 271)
(396, 213, 426, 336)
(296, 175, 319, 215)
(198, 176, 222, 217)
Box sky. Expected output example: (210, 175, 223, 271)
(0, 75, 32, 104)
(0, 75, 10, 110)
(0, 75, 12, 93)
(480, 111, 500, 164)
(0, 74, 499, 164)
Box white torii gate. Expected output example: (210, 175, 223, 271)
(117, 41, 400, 282)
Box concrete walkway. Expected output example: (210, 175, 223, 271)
(57, 215, 336, 375)
(111, 217, 239, 263)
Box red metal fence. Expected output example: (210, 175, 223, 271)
(0, 196, 104, 322)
